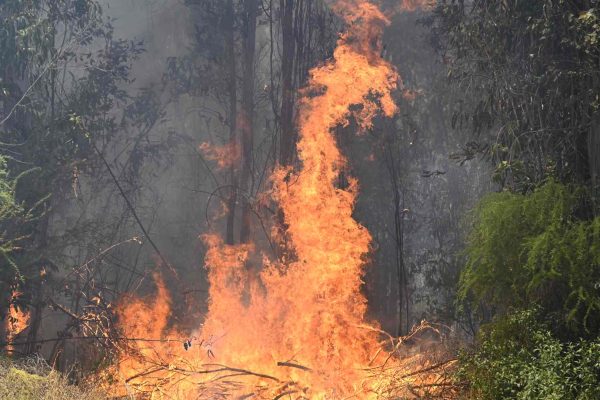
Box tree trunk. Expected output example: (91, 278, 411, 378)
(239, 0, 257, 244)
(25, 217, 50, 355)
(25, 279, 43, 355)
(279, 0, 295, 167)
(225, 0, 238, 245)
(0, 284, 8, 349)
(384, 126, 410, 337)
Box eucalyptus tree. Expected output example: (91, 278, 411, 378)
(0, 0, 165, 355)
(427, 0, 600, 352)
(430, 0, 600, 194)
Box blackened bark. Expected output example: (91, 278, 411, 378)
(225, 0, 238, 245)
(239, 0, 257, 244)
(279, 0, 295, 167)
(25, 214, 50, 355)
(384, 132, 410, 337)
(0, 284, 8, 349)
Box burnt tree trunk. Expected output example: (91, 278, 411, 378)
(279, 0, 295, 167)
(0, 284, 8, 349)
(239, 0, 257, 244)
(383, 120, 410, 337)
(225, 0, 238, 245)
(25, 212, 51, 355)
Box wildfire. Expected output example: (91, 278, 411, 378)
(199, 140, 240, 170)
(108, 0, 455, 398)
(397, 0, 434, 12)
(6, 292, 30, 353)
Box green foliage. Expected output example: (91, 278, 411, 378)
(429, 0, 600, 189)
(0, 156, 21, 224)
(0, 156, 24, 281)
(0, 0, 148, 324)
(459, 180, 600, 333)
(457, 310, 600, 400)
(0, 154, 42, 319)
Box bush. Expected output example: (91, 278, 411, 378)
(459, 180, 600, 335)
(0, 356, 108, 400)
(457, 310, 600, 400)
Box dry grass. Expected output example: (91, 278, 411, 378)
(0, 355, 109, 400)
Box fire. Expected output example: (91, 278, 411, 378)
(6, 292, 30, 353)
(199, 140, 240, 170)
(395, 0, 434, 13)
(195, 1, 398, 395)
(108, 1, 454, 398)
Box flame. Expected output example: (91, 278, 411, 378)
(108, 1, 453, 398)
(6, 292, 30, 353)
(107, 274, 211, 397)
(395, 0, 434, 13)
(199, 140, 240, 170)
(196, 1, 398, 395)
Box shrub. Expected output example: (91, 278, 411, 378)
(0, 356, 108, 400)
(457, 310, 600, 400)
(459, 180, 600, 334)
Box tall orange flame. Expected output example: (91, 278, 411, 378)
(6, 292, 30, 353)
(199, 0, 397, 394)
(110, 1, 449, 398)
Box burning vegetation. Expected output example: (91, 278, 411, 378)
(5, 0, 597, 398)
(103, 0, 457, 398)
(6, 292, 30, 355)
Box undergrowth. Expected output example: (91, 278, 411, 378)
(0, 355, 108, 400)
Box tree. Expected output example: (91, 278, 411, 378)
(430, 0, 600, 193)
(0, 0, 167, 356)
(239, 0, 258, 244)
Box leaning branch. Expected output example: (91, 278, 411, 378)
(0, 335, 188, 348)
(277, 361, 312, 372)
(90, 139, 176, 277)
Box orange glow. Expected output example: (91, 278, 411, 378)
(107, 274, 208, 397)
(396, 0, 434, 13)
(109, 1, 452, 398)
(194, 1, 399, 395)
(199, 140, 240, 170)
(402, 89, 423, 101)
(6, 292, 30, 353)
